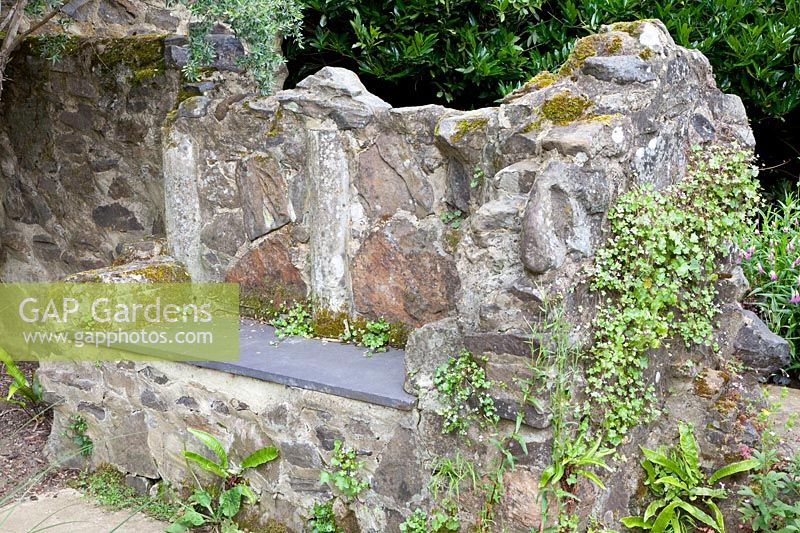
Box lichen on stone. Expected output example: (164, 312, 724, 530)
(610, 20, 646, 35)
(541, 91, 592, 125)
(639, 47, 654, 60)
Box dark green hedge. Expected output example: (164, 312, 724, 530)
(285, 0, 799, 118)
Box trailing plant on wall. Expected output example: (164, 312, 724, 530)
(433, 350, 499, 435)
(588, 143, 760, 444)
(739, 190, 800, 370)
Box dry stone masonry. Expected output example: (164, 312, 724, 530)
(1, 17, 790, 532)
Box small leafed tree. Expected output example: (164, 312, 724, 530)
(168, 0, 305, 92)
(0, 0, 68, 101)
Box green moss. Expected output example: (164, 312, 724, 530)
(444, 228, 462, 254)
(639, 47, 654, 60)
(610, 20, 645, 35)
(521, 70, 558, 93)
(95, 34, 165, 70)
(607, 34, 623, 55)
(558, 35, 599, 76)
(239, 279, 307, 321)
(267, 106, 283, 137)
(127, 263, 191, 283)
(451, 117, 489, 142)
(541, 91, 592, 125)
(311, 308, 351, 338)
(587, 113, 621, 123)
(523, 117, 544, 133)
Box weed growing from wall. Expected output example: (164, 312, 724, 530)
(622, 422, 757, 532)
(588, 144, 760, 444)
(433, 350, 499, 435)
(63, 414, 93, 457)
(319, 440, 369, 502)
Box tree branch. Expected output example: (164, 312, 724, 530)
(19, 5, 62, 41)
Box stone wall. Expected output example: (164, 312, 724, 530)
(0, 36, 179, 281)
(39, 360, 421, 532)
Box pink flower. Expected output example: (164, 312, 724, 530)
(790, 293, 800, 304)
(757, 262, 765, 274)
(793, 256, 800, 268)
(770, 270, 778, 281)
(739, 444, 753, 459)
(789, 241, 796, 253)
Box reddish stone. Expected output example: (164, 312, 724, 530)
(225, 232, 306, 303)
(351, 219, 459, 327)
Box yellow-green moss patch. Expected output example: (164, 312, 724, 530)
(607, 34, 623, 55)
(639, 47, 654, 60)
(451, 117, 489, 142)
(558, 35, 599, 76)
(541, 92, 592, 125)
(523, 71, 558, 92)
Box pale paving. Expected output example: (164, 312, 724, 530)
(0, 488, 167, 533)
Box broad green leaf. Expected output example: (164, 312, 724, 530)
(708, 459, 759, 483)
(621, 516, 653, 529)
(177, 508, 206, 527)
(188, 428, 229, 470)
(651, 502, 679, 533)
(654, 476, 688, 491)
(219, 486, 244, 518)
(688, 486, 725, 499)
(677, 422, 701, 479)
(644, 499, 666, 521)
(642, 448, 688, 482)
(239, 446, 279, 470)
(182, 451, 227, 479)
(574, 469, 606, 490)
(706, 500, 725, 532)
(188, 489, 213, 514)
(165, 522, 188, 533)
(675, 499, 720, 531)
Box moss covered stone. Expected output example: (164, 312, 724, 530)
(451, 117, 489, 143)
(639, 47, 654, 60)
(607, 34, 623, 55)
(541, 92, 591, 125)
(558, 35, 599, 76)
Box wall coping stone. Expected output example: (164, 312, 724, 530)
(187, 319, 416, 410)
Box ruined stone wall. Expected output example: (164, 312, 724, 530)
(165, 20, 752, 337)
(26, 18, 796, 533)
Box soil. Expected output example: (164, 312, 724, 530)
(0, 362, 75, 502)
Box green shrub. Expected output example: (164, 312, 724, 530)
(739, 190, 800, 370)
(171, 0, 304, 92)
(289, 0, 800, 118)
